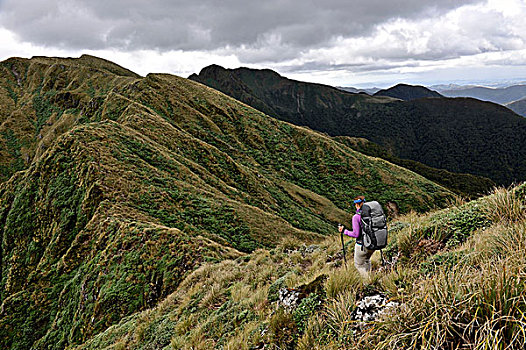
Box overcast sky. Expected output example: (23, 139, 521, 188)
(1, 0, 526, 87)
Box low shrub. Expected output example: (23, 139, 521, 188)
(293, 293, 323, 334)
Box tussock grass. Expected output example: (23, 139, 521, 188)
(294, 185, 526, 349)
(483, 186, 526, 223)
(444, 192, 470, 208)
(324, 266, 362, 299)
(395, 211, 428, 256)
(74, 185, 526, 350)
(369, 255, 526, 350)
(224, 321, 262, 350)
(490, 221, 526, 256)
(321, 292, 357, 346)
(297, 315, 333, 350)
(352, 185, 526, 350)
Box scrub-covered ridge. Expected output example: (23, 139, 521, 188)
(190, 65, 526, 186)
(0, 56, 453, 349)
(71, 185, 526, 350)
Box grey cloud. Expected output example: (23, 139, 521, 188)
(0, 0, 480, 53)
(284, 3, 526, 75)
(279, 60, 424, 74)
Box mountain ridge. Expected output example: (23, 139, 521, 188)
(190, 65, 526, 185)
(506, 96, 526, 117)
(439, 84, 526, 104)
(0, 55, 453, 349)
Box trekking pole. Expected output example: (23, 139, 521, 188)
(340, 226, 347, 267)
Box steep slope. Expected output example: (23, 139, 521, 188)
(506, 97, 526, 117)
(336, 137, 495, 198)
(0, 54, 140, 182)
(440, 84, 526, 104)
(70, 185, 526, 350)
(190, 65, 526, 185)
(373, 83, 442, 100)
(189, 65, 372, 130)
(0, 56, 453, 349)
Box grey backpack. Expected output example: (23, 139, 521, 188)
(360, 201, 388, 250)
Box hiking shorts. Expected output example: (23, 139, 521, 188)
(354, 243, 374, 276)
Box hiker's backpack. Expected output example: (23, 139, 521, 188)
(360, 201, 388, 250)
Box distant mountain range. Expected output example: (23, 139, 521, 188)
(506, 97, 526, 117)
(438, 84, 526, 105)
(337, 86, 380, 95)
(340, 83, 526, 117)
(190, 65, 526, 186)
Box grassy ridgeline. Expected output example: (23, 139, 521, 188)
(190, 66, 526, 186)
(0, 55, 455, 349)
(73, 184, 526, 349)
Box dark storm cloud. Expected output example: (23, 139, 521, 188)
(0, 0, 480, 52)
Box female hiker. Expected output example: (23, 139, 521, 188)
(338, 196, 374, 277)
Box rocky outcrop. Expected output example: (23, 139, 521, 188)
(351, 294, 399, 328)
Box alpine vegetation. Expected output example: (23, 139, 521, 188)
(0, 56, 524, 349)
(72, 184, 526, 350)
(0, 55, 451, 349)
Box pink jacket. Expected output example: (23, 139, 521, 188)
(343, 212, 361, 238)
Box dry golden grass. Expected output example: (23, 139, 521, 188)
(351, 186, 526, 350)
(483, 186, 526, 223)
(74, 184, 526, 349)
(324, 265, 362, 299)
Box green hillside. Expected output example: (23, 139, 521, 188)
(0, 54, 140, 182)
(69, 185, 526, 350)
(189, 65, 526, 185)
(336, 137, 495, 198)
(0, 56, 453, 349)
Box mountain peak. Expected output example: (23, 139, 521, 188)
(197, 63, 227, 74)
(374, 83, 443, 100)
(25, 54, 141, 78)
(193, 65, 284, 80)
